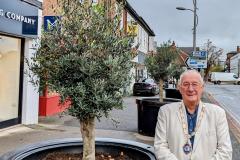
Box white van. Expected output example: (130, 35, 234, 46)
(210, 72, 240, 85)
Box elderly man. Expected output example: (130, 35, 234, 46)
(154, 70, 232, 160)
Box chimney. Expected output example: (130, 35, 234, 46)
(237, 46, 240, 52)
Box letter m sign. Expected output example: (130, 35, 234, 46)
(43, 16, 60, 31)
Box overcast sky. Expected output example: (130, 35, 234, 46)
(128, 0, 240, 56)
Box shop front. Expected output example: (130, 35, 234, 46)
(0, 0, 42, 129)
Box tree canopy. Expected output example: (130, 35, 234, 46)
(27, 0, 134, 121)
(145, 41, 179, 82)
(145, 41, 180, 101)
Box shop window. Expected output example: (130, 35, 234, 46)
(0, 35, 21, 122)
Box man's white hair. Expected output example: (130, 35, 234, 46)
(178, 69, 204, 85)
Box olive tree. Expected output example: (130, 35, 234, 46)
(145, 41, 179, 102)
(168, 63, 185, 86)
(26, 1, 133, 159)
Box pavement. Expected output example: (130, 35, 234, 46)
(0, 89, 240, 159)
(0, 97, 154, 157)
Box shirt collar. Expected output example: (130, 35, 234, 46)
(185, 105, 199, 117)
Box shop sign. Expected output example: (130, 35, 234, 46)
(0, 9, 36, 25)
(44, 16, 60, 31)
(0, 0, 39, 38)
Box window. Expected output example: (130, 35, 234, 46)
(0, 35, 21, 122)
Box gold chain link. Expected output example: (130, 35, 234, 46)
(179, 102, 205, 142)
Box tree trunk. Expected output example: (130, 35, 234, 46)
(159, 79, 164, 102)
(43, 85, 48, 97)
(80, 117, 95, 160)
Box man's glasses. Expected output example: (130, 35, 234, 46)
(181, 82, 201, 89)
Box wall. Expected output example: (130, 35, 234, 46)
(22, 39, 40, 124)
(22, 1, 42, 124)
(42, 0, 58, 16)
(230, 53, 240, 76)
(148, 36, 156, 53)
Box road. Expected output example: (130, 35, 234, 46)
(205, 83, 240, 125)
(205, 83, 240, 160)
(95, 96, 140, 132)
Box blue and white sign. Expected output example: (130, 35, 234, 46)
(192, 51, 207, 58)
(44, 16, 60, 31)
(185, 57, 207, 69)
(189, 59, 197, 64)
(184, 50, 208, 69)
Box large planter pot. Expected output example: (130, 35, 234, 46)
(165, 88, 182, 99)
(0, 138, 156, 160)
(136, 98, 181, 137)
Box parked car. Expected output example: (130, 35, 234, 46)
(133, 78, 159, 96)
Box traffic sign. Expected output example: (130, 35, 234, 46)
(185, 57, 207, 69)
(192, 51, 207, 58)
(184, 50, 208, 69)
(184, 57, 190, 68)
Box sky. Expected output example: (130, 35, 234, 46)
(128, 0, 240, 58)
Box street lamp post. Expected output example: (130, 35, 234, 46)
(176, 0, 197, 52)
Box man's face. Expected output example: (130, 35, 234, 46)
(178, 72, 204, 105)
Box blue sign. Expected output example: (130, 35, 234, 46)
(200, 51, 207, 57)
(192, 51, 207, 58)
(22, 16, 38, 35)
(44, 16, 60, 31)
(190, 61, 197, 64)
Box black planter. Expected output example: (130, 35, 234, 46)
(165, 88, 182, 99)
(136, 98, 181, 137)
(0, 138, 156, 160)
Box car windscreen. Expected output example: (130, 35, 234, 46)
(142, 79, 154, 83)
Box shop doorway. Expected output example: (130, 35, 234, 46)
(0, 35, 22, 128)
